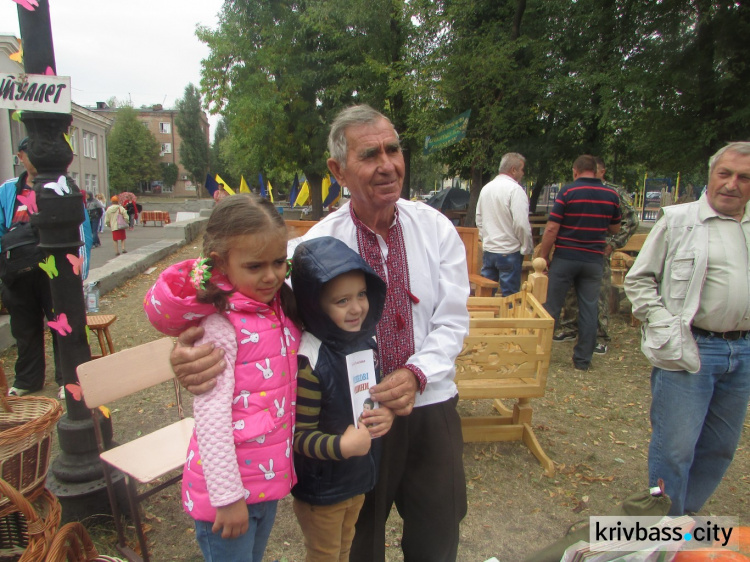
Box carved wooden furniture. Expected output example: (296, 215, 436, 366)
(456, 288, 555, 476)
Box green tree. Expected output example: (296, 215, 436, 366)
(160, 162, 178, 189)
(107, 106, 160, 192)
(175, 84, 210, 195)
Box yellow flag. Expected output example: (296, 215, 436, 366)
(240, 176, 251, 193)
(215, 174, 235, 195)
(294, 181, 310, 207)
(267, 181, 274, 203)
(321, 175, 331, 203)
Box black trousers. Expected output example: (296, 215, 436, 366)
(351, 395, 467, 562)
(0, 268, 61, 391)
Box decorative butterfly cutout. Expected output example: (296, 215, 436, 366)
(39, 255, 58, 279)
(11, 111, 22, 123)
(44, 175, 70, 196)
(48, 313, 72, 336)
(44, 66, 54, 76)
(98, 405, 110, 418)
(67, 253, 84, 275)
(16, 191, 37, 214)
(12, 0, 39, 11)
(65, 383, 82, 401)
(63, 133, 73, 151)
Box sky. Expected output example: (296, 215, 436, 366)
(0, 0, 224, 134)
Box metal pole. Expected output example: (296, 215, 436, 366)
(17, 0, 115, 521)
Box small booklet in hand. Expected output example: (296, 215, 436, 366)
(346, 349, 379, 427)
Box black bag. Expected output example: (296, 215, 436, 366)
(88, 206, 103, 222)
(0, 222, 45, 285)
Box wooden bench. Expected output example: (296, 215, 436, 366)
(140, 211, 170, 226)
(285, 219, 317, 240)
(456, 286, 555, 476)
(618, 232, 648, 255)
(456, 227, 499, 297)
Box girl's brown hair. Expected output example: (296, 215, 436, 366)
(197, 194, 299, 326)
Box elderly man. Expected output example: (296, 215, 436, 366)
(166, 105, 470, 561)
(475, 152, 533, 296)
(540, 155, 621, 370)
(625, 142, 750, 515)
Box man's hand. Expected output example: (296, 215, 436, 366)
(370, 368, 418, 416)
(604, 244, 614, 257)
(171, 326, 225, 395)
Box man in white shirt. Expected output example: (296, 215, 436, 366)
(475, 153, 533, 295)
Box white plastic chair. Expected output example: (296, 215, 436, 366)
(76, 337, 194, 562)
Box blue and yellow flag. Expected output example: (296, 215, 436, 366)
(294, 180, 310, 207)
(215, 174, 235, 195)
(267, 181, 274, 203)
(323, 177, 341, 207)
(205, 174, 219, 196)
(240, 176, 251, 193)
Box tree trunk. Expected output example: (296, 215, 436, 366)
(465, 165, 484, 227)
(401, 144, 412, 199)
(307, 171, 324, 221)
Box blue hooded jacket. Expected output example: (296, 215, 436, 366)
(290, 236, 387, 505)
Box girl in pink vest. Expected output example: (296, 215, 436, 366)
(144, 194, 301, 561)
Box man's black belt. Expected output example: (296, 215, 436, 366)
(691, 326, 750, 341)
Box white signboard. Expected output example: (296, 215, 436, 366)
(0, 73, 72, 113)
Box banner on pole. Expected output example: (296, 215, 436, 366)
(0, 73, 71, 113)
(423, 110, 471, 155)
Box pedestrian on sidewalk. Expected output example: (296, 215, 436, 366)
(86, 191, 105, 248)
(105, 196, 128, 255)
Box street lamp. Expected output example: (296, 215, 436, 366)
(16, 0, 115, 520)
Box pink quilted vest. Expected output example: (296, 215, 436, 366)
(144, 260, 300, 521)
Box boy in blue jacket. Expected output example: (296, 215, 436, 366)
(291, 236, 394, 561)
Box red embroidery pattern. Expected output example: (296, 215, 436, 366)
(351, 206, 415, 376)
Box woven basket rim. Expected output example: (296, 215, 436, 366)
(0, 396, 63, 447)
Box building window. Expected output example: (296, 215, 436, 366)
(161, 143, 172, 155)
(159, 122, 171, 134)
(70, 172, 79, 186)
(91, 175, 98, 191)
(142, 122, 149, 128)
(69, 130, 78, 155)
(84, 174, 91, 191)
(82, 132, 97, 159)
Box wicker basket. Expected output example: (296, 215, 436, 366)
(0, 478, 61, 562)
(0, 366, 63, 517)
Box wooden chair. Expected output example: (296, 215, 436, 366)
(76, 338, 194, 562)
(285, 219, 317, 240)
(455, 227, 499, 297)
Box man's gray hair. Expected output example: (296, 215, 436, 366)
(328, 105, 398, 168)
(498, 152, 525, 175)
(709, 142, 750, 175)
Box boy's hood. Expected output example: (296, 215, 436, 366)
(291, 236, 386, 347)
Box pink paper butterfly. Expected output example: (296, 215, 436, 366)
(12, 0, 39, 11)
(48, 313, 72, 336)
(65, 383, 83, 401)
(67, 253, 84, 275)
(44, 66, 55, 76)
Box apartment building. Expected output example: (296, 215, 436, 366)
(92, 103, 210, 198)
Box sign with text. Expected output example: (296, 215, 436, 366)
(0, 73, 72, 113)
(423, 109, 471, 155)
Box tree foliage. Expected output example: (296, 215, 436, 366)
(196, 0, 750, 216)
(160, 162, 178, 188)
(175, 84, 210, 189)
(107, 106, 160, 193)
